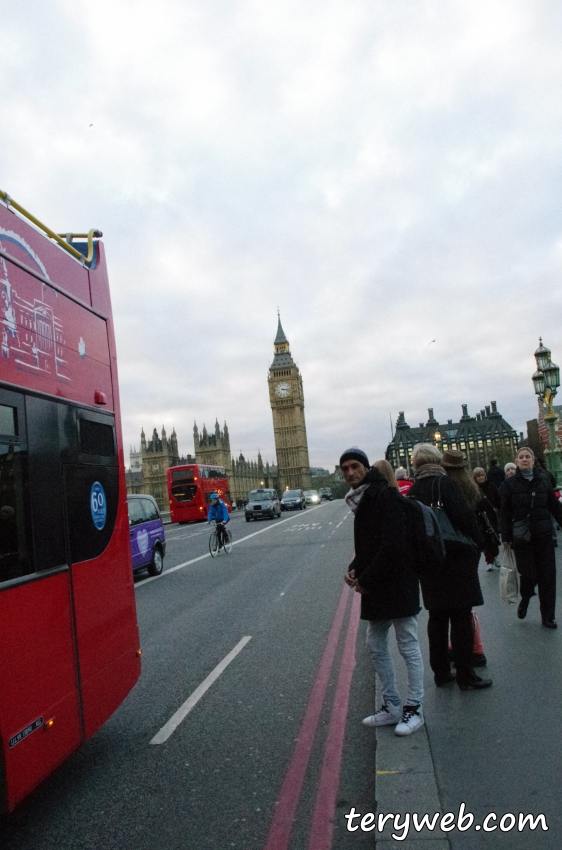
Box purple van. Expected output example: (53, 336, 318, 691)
(127, 494, 166, 576)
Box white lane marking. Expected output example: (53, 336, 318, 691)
(150, 636, 252, 745)
(165, 531, 206, 541)
(336, 521, 343, 528)
(136, 504, 328, 588)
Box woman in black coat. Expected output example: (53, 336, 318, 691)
(500, 446, 562, 628)
(472, 468, 501, 569)
(409, 445, 491, 691)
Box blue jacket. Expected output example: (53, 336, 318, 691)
(207, 500, 229, 523)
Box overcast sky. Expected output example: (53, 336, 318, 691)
(2, 0, 562, 469)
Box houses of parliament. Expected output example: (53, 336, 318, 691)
(126, 317, 312, 511)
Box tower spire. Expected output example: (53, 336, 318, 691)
(274, 313, 289, 345)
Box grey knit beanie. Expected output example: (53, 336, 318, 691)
(339, 446, 370, 468)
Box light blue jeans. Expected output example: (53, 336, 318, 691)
(366, 616, 424, 707)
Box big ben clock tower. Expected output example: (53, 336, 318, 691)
(268, 315, 312, 491)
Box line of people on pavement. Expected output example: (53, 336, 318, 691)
(341, 443, 562, 738)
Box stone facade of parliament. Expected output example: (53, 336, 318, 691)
(125, 317, 312, 511)
(126, 423, 275, 511)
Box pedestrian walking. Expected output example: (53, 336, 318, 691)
(409, 445, 492, 691)
(340, 447, 425, 736)
(395, 466, 414, 496)
(472, 467, 501, 570)
(500, 446, 562, 628)
(498, 462, 516, 496)
(487, 458, 505, 490)
(372, 459, 399, 489)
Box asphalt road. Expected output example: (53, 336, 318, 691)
(1, 502, 377, 850)
(4, 506, 562, 849)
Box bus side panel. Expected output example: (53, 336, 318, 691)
(0, 573, 82, 811)
(70, 499, 141, 739)
(0, 259, 114, 409)
(0, 204, 91, 306)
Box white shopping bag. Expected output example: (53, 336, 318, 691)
(499, 546, 519, 605)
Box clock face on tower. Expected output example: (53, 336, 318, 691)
(275, 380, 291, 398)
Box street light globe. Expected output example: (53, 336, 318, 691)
(532, 369, 546, 396)
(543, 360, 561, 392)
(434, 431, 442, 442)
(535, 338, 551, 372)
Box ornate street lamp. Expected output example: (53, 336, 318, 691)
(535, 338, 551, 371)
(434, 430, 442, 450)
(533, 338, 562, 487)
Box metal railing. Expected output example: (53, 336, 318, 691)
(0, 189, 101, 265)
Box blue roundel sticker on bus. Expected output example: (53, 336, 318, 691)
(90, 482, 107, 530)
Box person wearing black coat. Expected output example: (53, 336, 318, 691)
(409, 445, 491, 691)
(340, 447, 424, 736)
(487, 459, 505, 490)
(500, 446, 562, 628)
(473, 468, 501, 569)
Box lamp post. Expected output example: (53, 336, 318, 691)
(533, 338, 562, 487)
(433, 430, 442, 451)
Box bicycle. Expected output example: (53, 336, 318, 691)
(209, 521, 232, 557)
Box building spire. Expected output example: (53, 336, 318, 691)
(274, 312, 289, 345)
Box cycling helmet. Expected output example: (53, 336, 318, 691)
(210, 493, 219, 501)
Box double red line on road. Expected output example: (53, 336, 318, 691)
(264, 584, 361, 850)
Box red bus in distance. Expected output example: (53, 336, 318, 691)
(0, 191, 141, 812)
(167, 464, 232, 523)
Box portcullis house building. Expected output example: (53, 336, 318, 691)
(386, 402, 519, 473)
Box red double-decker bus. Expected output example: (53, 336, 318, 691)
(167, 464, 231, 523)
(0, 191, 141, 812)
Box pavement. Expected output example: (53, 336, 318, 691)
(371, 543, 562, 849)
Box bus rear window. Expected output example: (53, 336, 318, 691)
(171, 468, 194, 481)
(0, 405, 17, 437)
(171, 484, 197, 503)
(80, 419, 116, 457)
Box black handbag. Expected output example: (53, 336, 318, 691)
(431, 477, 478, 556)
(512, 491, 535, 545)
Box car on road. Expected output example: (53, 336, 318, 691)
(303, 489, 320, 505)
(245, 488, 281, 521)
(127, 494, 167, 576)
(319, 488, 333, 501)
(280, 489, 307, 511)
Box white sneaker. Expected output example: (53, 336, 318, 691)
(395, 704, 424, 736)
(362, 703, 402, 727)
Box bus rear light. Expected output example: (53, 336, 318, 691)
(44, 717, 56, 731)
(94, 390, 107, 405)
(136, 649, 142, 658)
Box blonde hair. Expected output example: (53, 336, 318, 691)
(445, 466, 482, 510)
(373, 459, 398, 489)
(412, 443, 442, 468)
(516, 446, 535, 459)
(472, 467, 486, 479)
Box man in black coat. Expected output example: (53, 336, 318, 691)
(341, 447, 424, 737)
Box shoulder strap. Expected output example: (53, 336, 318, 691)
(432, 475, 443, 508)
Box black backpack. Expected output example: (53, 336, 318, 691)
(404, 495, 445, 573)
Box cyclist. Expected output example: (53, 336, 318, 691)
(207, 493, 230, 548)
